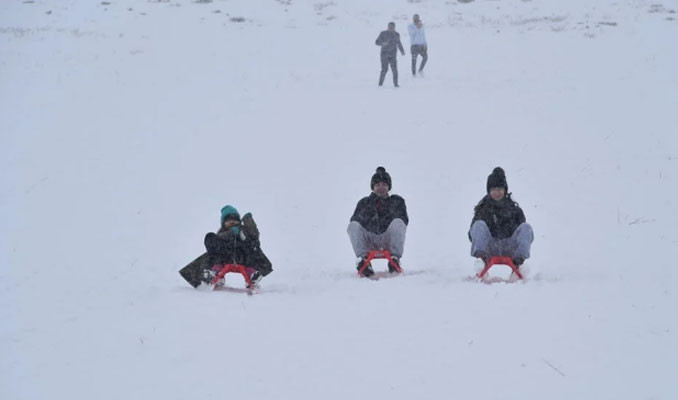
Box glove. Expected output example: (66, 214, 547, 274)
(241, 212, 260, 240)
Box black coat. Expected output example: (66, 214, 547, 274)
(204, 213, 272, 274)
(179, 214, 272, 288)
(204, 229, 249, 266)
(469, 195, 526, 240)
(375, 30, 405, 55)
(351, 193, 408, 235)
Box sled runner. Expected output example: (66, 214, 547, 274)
(357, 249, 403, 276)
(477, 256, 523, 280)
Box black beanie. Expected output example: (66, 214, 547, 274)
(370, 166, 392, 190)
(486, 167, 508, 193)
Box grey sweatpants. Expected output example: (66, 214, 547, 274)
(470, 220, 534, 259)
(347, 219, 407, 258)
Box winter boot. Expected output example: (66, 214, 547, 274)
(388, 256, 401, 273)
(356, 257, 375, 277)
(201, 268, 224, 286)
(250, 271, 263, 286)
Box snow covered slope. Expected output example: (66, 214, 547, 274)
(1, 1, 677, 399)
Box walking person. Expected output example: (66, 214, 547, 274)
(408, 14, 428, 77)
(375, 22, 405, 87)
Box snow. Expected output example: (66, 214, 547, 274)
(1, 0, 677, 399)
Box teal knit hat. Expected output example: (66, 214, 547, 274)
(220, 205, 240, 224)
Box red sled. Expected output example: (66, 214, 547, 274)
(211, 263, 254, 291)
(357, 250, 403, 276)
(477, 256, 523, 280)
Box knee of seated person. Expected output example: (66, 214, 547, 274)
(347, 221, 363, 232)
(517, 222, 533, 234)
(388, 219, 406, 229)
(471, 220, 489, 230)
(518, 223, 534, 241)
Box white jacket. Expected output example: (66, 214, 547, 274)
(408, 23, 427, 46)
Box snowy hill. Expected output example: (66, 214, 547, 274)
(1, 0, 677, 399)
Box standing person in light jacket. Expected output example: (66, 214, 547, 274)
(468, 167, 534, 269)
(375, 22, 406, 87)
(408, 14, 428, 77)
(348, 167, 408, 277)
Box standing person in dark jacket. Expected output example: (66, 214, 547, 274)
(179, 205, 273, 288)
(348, 167, 409, 276)
(468, 167, 534, 268)
(375, 22, 406, 87)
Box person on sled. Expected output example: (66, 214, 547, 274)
(348, 167, 408, 277)
(179, 205, 272, 288)
(469, 167, 533, 269)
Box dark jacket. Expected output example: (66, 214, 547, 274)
(375, 30, 405, 55)
(351, 193, 408, 235)
(204, 213, 272, 275)
(179, 213, 273, 288)
(469, 195, 526, 240)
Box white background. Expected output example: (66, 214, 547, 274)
(2, 1, 677, 399)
